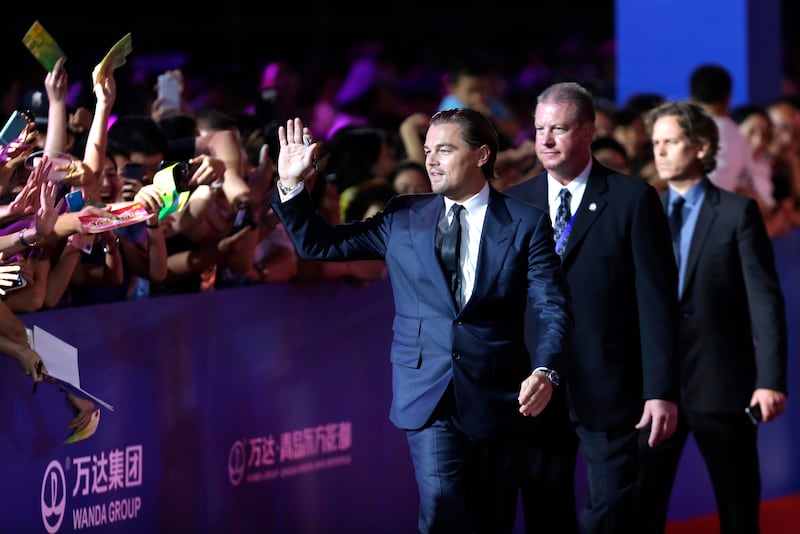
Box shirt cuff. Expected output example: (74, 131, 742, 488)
(276, 180, 305, 201)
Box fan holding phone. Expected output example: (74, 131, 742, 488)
(0, 110, 34, 147)
(118, 162, 147, 202)
(153, 70, 183, 118)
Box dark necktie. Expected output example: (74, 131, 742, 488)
(439, 204, 465, 308)
(669, 196, 685, 268)
(553, 188, 572, 257)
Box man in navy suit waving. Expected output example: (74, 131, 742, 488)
(271, 110, 572, 533)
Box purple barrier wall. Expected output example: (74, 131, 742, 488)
(2, 227, 799, 532)
(1, 280, 418, 533)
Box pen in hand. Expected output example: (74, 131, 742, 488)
(32, 360, 43, 394)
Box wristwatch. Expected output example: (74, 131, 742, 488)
(276, 179, 303, 196)
(533, 367, 561, 387)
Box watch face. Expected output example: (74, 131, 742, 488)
(549, 371, 560, 387)
(534, 368, 560, 387)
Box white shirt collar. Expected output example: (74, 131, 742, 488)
(444, 181, 490, 215)
(547, 158, 592, 205)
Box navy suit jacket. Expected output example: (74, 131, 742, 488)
(271, 185, 572, 438)
(506, 160, 679, 431)
(662, 180, 787, 412)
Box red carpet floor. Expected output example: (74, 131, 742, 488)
(665, 493, 800, 533)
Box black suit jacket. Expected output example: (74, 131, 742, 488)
(663, 179, 787, 412)
(506, 160, 679, 431)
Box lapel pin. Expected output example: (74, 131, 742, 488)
(589, 202, 597, 211)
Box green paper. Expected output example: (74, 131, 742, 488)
(22, 21, 66, 72)
(153, 163, 192, 220)
(157, 191, 177, 220)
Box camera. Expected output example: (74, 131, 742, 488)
(155, 161, 194, 192)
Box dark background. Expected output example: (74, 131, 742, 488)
(4, 5, 616, 69)
(2, 3, 797, 115)
(0, 4, 618, 106)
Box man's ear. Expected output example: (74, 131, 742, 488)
(476, 144, 490, 167)
(696, 140, 710, 161)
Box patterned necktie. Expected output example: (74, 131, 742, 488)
(553, 188, 572, 257)
(669, 196, 685, 268)
(439, 204, 465, 308)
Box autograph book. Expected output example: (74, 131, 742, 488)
(27, 325, 114, 411)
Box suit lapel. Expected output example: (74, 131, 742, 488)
(682, 185, 719, 297)
(525, 173, 549, 208)
(468, 189, 517, 308)
(411, 196, 457, 308)
(660, 193, 670, 216)
(560, 164, 608, 262)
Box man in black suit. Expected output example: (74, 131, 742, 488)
(505, 82, 680, 534)
(636, 101, 787, 533)
(271, 110, 572, 533)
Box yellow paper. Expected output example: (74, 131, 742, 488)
(153, 164, 192, 220)
(92, 33, 133, 85)
(22, 21, 66, 72)
(175, 190, 191, 212)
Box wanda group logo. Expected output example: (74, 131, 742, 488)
(228, 440, 246, 486)
(41, 460, 67, 533)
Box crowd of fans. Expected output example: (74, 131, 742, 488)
(1, 34, 799, 319)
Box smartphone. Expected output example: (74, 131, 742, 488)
(230, 205, 257, 234)
(0, 110, 31, 146)
(173, 161, 193, 192)
(157, 74, 181, 113)
(121, 163, 144, 182)
(745, 403, 763, 425)
(5, 272, 28, 292)
(66, 190, 85, 212)
(303, 134, 318, 170)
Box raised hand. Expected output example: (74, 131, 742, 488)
(33, 175, 59, 239)
(277, 118, 318, 187)
(44, 57, 68, 105)
(188, 154, 226, 187)
(132, 183, 165, 219)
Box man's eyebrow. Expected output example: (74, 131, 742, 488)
(424, 142, 457, 151)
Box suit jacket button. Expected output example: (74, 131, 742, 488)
(455, 320, 462, 325)
(453, 353, 461, 360)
